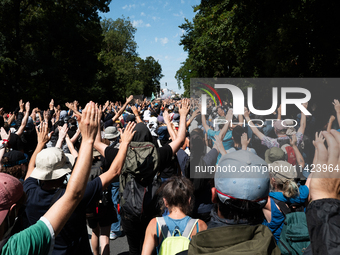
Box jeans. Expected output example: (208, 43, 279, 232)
(110, 182, 121, 232)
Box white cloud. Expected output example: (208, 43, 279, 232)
(141, 3, 145, 6)
(165, 56, 169, 59)
(163, 2, 169, 8)
(130, 15, 135, 19)
(132, 20, 143, 27)
(141, 12, 146, 16)
(159, 37, 169, 45)
(132, 20, 151, 28)
(181, 29, 185, 35)
(152, 16, 159, 21)
(122, 4, 136, 10)
(174, 11, 185, 18)
(155, 37, 158, 43)
(181, 0, 185, 3)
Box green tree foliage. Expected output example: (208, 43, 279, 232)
(177, 0, 340, 95)
(0, 0, 111, 108)
(96, 17, 163, 100)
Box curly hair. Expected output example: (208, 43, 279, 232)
(1, 157, 26, 179)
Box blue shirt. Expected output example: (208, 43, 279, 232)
(207, 129, 233, 163)
(269, 185, 309, 204)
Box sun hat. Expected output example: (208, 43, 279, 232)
(104, 126, 120, 140)
(215, 150, 270, 206)
(30, 147, 74, 181)
(0, 173, 24, 225)
(268, 160, 298, 182)
(264, 147, 285, 164)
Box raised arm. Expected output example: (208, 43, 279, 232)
(0, 128, 10, 172)
(55, 123, 68, 149)
(131, 105, 143, 123)
(327, 115, 336, 133)
(43, 102, 98, 236)
(168, 99, 190, 154)
(297, 102, 307, 134)
(112, 95, 133, 122)
(333, 99, 340, 128)
(244, 107, 265, 140)
(163, 110, 177, 141)
(99, 121, 135, 189)
(24, 122, 52, 180)
(93, 106, 108, 157)
(16, 102, 30, 136)
(186, 108, 200, 129)
(290, 134, 305, 168)
(218, 109, 233, 141)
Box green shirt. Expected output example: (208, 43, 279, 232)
(1, 217, 54, 255)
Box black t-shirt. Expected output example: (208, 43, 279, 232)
(24, 177, 102, 255)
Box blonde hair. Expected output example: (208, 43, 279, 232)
(271, 174, 300, 198)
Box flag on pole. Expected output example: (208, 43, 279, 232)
(151, 92, 155, 101)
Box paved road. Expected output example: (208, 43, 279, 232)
(88, 226, 130, 255)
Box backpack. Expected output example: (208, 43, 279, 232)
(119, 141, 160, 217)
(156, 217, 198, 255)
(188, 224, 281, 255)
(273, 198, 310, 255)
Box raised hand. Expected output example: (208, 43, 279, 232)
(126, 95, 134, 103)
(179, 98, 190, 116)
(241, 133, 251, 150)
(36, 122, 52, 144)
(19, 99, 24, 111)
(131, 105, 139, 116)
(77, 102, 98, 142)
(290, 134, 297, 147)
(333, 99, 340, 113)
(25, 101, 30, 112)
(0, 127, 10, 141)
(243, 107, 250, 119)
(309, 130, 340, 201)
(58, 123, 69, 141)
(163, 110, 170, 124)
(120, 122, 136, 144)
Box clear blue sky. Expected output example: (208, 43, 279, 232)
(100, 0, 200, 94)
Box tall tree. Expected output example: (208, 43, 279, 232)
(0, 0, 111, 108)
(177, 0, 340, 95)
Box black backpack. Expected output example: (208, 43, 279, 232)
(119, 141, 161, 218)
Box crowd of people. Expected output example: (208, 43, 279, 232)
(0, 94, 340, 255)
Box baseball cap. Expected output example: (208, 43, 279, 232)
(268, 160, 297, 182)
(30, 147, 74, 181)
(2, 150, 28, 167)
(215, 150, 270, 206)
(0, 173, 24, 225)
(264, 147, 285, 164)
(104, 126, 120, 140)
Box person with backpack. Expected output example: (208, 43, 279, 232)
(262, 160, 310, 249)
(118, 99, 191, 255)
(186, 150, 281, 255)
(141, 176, 207, 255)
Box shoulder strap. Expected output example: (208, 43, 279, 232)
(272, 198, 291, 216)
(156, 217, 171, 238)
(182, 218, 199, 238)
